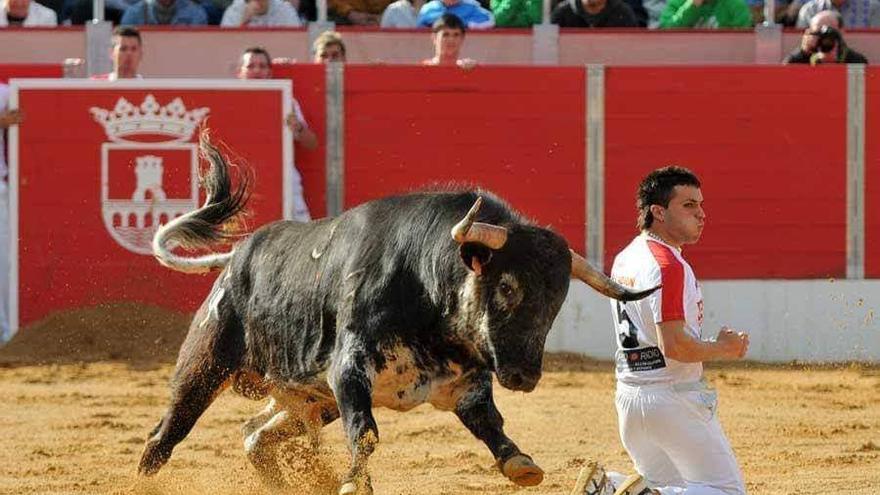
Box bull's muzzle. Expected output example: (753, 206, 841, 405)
(497, 369, 541, 392)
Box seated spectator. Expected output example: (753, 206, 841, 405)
(491, 0, 541, 27)
(380, 0, 424, 27)
(92, 26, 144, 80)
(423, 13, 476, 67)
(65, 0, 129, 24)
(747, 0, 800, 26)
(417, 0, 494, 29)
(237, 46, 317, 221)
(658, 0, 752, 27)
(1, 0, 58, 25)
(784, 9, 867, 64)
(221, 0, 302, 26)
(796, 0, 880, 28)
(551, 0, 638, 27)
(328, 0, 389, 24)
(313, 30, 347, 62)
(121, 0, 208, 24)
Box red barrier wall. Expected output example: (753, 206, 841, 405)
(341, 65, 587, 249)
(276, 63, 328, 219)
(605, 66, 848, 279)
(0, 64, 63, 83)
(866, 67, 880, 278)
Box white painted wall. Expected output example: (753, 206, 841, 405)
(548, 280, 880, 363)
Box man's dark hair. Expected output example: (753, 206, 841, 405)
(432, 13, 466, 33)
(636, 166, 701, 230)
(113, 26, 141, 45)
(243, 46, 272, 65)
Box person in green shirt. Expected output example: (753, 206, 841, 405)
(491, 0, 542, 27)
(659, 0, 752, 27)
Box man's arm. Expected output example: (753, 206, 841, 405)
(656, 320, 749, 362)
(0, 109, 22, 129)
(658, 0, 701, 28)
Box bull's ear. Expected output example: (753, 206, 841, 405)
(460, 243, 493, 275)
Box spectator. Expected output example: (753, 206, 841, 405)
(1, 0, 58, 25)
(551, 0, 639, 27)
(784, 9, 868, 64)
(328, 0, 389, 24)
(121, 0, 208, 25)
(491, 0, 541, 27)
(237, 46, 317, 222)
(746, 0, 801, 26)
(423, 13, 476, 67)
(642, 0, 667, 26)
(658, 0, 752, 27)
(221, 0, 302, 26)
(0, 82, 19, 343)
(313, 30, 347, 63)
(796, 0, 880, 28)
(380, 0, 424, 27)
(417, 0, 494, 29)
(92, 26, 144, 80)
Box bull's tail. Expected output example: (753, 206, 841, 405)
(152, 131, 251, 274)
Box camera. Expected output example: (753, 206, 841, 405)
(811, 25, 842, 53)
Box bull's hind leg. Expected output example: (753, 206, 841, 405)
(243, 391, 340, 489)
(138, 303, 244, 476)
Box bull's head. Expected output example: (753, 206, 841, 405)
(451, 198, 657, 393)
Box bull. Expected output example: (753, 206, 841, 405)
(138, 135, 656, 494)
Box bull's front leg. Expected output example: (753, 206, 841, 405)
(329, 348, 378, 495)
(454, 371, 544, 487)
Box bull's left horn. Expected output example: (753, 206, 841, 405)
(451, 197, 508, 250)
(570, 249, 659, 301)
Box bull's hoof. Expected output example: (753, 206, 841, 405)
(500, 454, 544, 487)
(338, 476, 372, 495)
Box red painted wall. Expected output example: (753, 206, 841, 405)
(0, 64, 63, 83)
(341, 65, 587, 251)
(605, 66, 848, 279)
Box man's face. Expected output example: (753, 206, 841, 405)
(238, 52, 271, 79)
(583, 0, 607, 11)
(315, 44, 345, 63)
(6, 0, 30, 16)
(112, 36, 142, 75)
(433, 27, 464, 58)
(652, 185, 705, 245)
(247, 0, 269, 15)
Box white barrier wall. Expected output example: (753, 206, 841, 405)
(548, 280, 880, 363)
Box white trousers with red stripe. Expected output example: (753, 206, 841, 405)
(614, 380, 746, 495)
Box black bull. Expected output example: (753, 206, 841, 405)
(138, 136, 656, 494)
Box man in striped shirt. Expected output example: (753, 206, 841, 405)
(574, 166, 750, 495)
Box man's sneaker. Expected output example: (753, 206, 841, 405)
(570, 460, 615, 495)
(613, 474, 657, 495)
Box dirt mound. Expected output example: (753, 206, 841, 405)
(542, 351, 610, 372)
(0, 303, 193, 366)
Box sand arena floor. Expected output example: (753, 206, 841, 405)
(2, 355, 879, 495)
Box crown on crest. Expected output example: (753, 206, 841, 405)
(90, 94, 209, 143)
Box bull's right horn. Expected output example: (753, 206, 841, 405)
(451, 197, 508, 250)
(570, 249, 659, 301)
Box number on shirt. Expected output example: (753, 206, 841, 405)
(616, 301, 640, 349)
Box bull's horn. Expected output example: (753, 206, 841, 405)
(570, 249, 659, 301)
(451, 197, 508, 250)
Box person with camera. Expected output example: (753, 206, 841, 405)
(784, 10, 868, 64)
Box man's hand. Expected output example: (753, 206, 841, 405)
(285, 112, 303, 135)
(715, 326, 749, 360)
(347, 10, 379, 25)
(0, 109, 22, 129)
(692, 0, 705, 7)
(457, 58, 477, 70)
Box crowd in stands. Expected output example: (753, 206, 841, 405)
(2, 0, 878, 28)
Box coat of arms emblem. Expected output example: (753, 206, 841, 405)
(90, 95, 209, 254)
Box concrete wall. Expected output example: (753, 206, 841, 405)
(6, 28, 880, 77)
(548, 280, 880, 363)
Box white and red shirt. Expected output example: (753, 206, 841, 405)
(609, 232, 704, 386)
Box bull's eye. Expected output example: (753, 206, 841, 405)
(499, 281, 513, 298)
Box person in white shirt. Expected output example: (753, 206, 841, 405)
(0, 82, 21, 343)
(221, 0, 302, 26)
(0, 0, 57, 26)
(237, 46, 317, 222)
(380, 0, 425, 27)
(573, 166, 750, 495)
